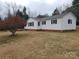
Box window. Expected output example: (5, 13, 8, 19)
(42, 21, 46, 25)
(28, 22, 34, 26)
(68, 19, 72, 24)
(51, 19, 57, 24)
(38, 22, 40, 26)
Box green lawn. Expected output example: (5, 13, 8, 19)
(0, 29, 79, 59)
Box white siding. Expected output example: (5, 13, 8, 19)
(25, 18, 63, 30)
(24, 18, 38, 29)
(40, 19, 62, 30)
(62, 12, 76, 30)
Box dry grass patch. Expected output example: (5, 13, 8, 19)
(0, 30, 79, 59)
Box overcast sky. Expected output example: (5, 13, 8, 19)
(0, 0, 73, 16)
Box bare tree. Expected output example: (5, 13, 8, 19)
(4, 2, 23, 18)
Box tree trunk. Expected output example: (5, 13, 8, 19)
(11, 31, 16, 36)
(9, 29, 16, 36)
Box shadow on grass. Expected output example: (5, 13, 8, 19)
(0, 33, 29, 45)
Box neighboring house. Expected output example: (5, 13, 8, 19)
(24, 9, 76, 31)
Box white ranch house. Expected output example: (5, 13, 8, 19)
(24, 10, 76, 31)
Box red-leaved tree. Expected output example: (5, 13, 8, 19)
(0, 16, 27, 36)
(0, 2, 29, 36)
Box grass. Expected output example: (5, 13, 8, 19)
(0, 29, 79, 59)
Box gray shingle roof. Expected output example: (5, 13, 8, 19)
(30, 10, 71, 20)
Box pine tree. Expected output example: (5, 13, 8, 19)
(72, 0, 79, 25)
(22, 7, 29, 20)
